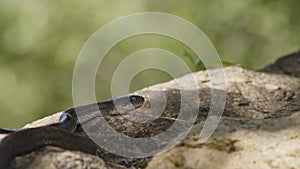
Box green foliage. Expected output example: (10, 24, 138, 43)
(183, 50, 236, 70)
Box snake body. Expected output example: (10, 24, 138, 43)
(0, 95, 144, 169)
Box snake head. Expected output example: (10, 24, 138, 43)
(111, 95, 145, 115)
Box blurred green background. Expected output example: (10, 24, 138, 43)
(0, 0, 299, 128)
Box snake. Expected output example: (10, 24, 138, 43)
(0, 95, 145, 169)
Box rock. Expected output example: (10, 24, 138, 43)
(261, 50, 300, 78)
(147, 111, 300, 169)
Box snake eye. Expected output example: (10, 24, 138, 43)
(130, 96, 137, 103)
(129, 95, 145, 108)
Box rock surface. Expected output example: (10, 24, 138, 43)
(1, 51, 300, 169)
(147, 110, 300, 169)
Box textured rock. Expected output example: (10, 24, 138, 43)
(261, 51, 300, 78)
(147, 110, 300, 169)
